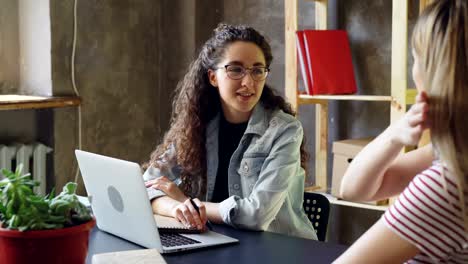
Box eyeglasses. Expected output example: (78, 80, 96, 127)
(219, 65, 270, 81)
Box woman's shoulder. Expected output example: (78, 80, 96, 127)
(409, 161, 467, 214)
(384, 161, 468, 262)
(412, 162, 453, 194)
(259, 109, 303, 144)
(415, 161, 461, 193)
(268, 108, 302, 129)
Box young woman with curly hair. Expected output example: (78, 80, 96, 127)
(143, 24, 317, 240)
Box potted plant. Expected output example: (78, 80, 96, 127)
(0, 164, 95, 264)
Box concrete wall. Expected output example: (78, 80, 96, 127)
(47, 0, 224, 194)
(158, 0, 195, 134)
(50, 0, 162, 193)
(0, 110, 37, 142)
(49, 0, 222, 194)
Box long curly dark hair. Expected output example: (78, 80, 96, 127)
(144, 24, 309, 197)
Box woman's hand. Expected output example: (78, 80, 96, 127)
(171, 198, 207, 231)
(390, 91, 429, 146)
(145, 176, 188, 203)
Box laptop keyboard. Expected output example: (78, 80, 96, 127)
(159, 233, 202, 247)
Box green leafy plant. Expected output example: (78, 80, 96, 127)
(0, 164, 92, 231)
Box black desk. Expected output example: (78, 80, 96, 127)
(87, 225, 348, 264)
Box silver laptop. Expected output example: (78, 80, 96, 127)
(75, 150, 238, 253)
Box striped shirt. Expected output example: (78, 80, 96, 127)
(383, 161, 468, 263)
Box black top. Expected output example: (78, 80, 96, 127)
(211, 115, 248, 203)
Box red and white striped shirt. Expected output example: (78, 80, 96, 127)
(384, 161, 468, 263)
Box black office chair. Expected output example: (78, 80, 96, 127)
(303, 192, 330, 241)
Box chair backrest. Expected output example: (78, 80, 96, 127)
(303, 192, 330, 241)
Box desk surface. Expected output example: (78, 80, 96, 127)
(87, 225, 348, 264)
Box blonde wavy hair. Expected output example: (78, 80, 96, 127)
(412, 0, 468, 230)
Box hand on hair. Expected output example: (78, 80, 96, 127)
(390, 91, 429, 146)
(170, 198, 207, 231)
(145, 176, 188, 203)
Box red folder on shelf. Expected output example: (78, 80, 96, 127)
(301, 30, 357, 95)
(296, 31, 313, 94)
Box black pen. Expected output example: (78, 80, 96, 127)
(190, 198, 213, 230)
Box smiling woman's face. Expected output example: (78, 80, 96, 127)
(208, 41, 267, 124)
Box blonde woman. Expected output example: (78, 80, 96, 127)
(336, 0, 468, 262)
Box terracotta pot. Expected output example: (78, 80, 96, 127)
(0, 218, 96, 264)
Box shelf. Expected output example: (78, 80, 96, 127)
(298, 89, 417, 106)
(298, 94, 393, 105)
(284, 0, 427, 200)
(0, 95, 81, 111)
(306, 190, 389, 212)
(330, 199, 388, 211)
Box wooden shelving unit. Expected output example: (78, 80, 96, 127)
(299, 95, 393, 104)
(285, 0, 432, 208)
(0, 95, 81, 111)
(313, 191, 389, 211)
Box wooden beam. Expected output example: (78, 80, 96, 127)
(299, 95, 393, 104)
(418, 129, 431, 147)
(315, 102, 328, 191)
(405, 89, 417, 105)
(389, 0, 409, 204)
(314, 0, 328, 191)
(391, 0, 408, 125)
(315, 0, 328, 30)
(284, 0, 299, 112)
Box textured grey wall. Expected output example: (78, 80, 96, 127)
(46, 0, 219, 193)
(49, 0, 223, 194)
(50, 0, 162, 193)
(158, 0, 223, 134)
(0, 110, 36, 142)
(158, 0, 195, 134)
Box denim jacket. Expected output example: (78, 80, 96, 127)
(144, 103, 317, 240)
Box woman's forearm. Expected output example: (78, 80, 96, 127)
(203, 202, 224, 224)
(340, 127, 404, 201)
(150, 196, 179, 217)
(340, 92, 432, 201)
(153, 197, 224, 224)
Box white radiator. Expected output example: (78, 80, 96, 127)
(0, 143, 53, 195)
